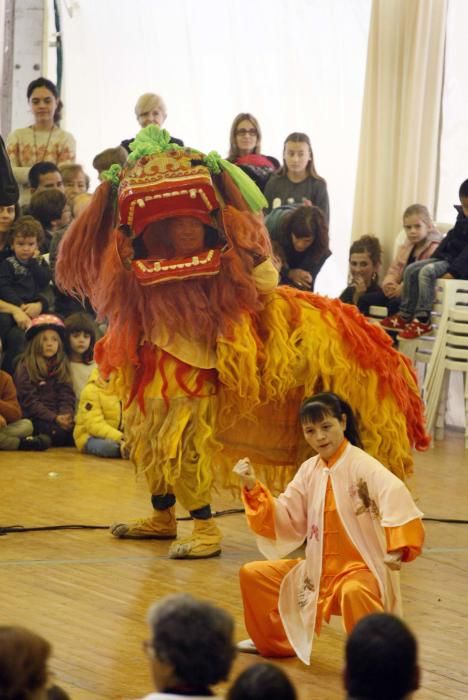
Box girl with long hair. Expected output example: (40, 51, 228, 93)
(15, 314, 75, 445)
(6, 77, 76, 206)
(263, 132, 329, 222)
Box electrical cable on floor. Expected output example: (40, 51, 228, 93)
(0, 512, 466, 536)
(0, 508, 246, 536)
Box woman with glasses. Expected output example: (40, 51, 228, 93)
(227, 113, 279, 191)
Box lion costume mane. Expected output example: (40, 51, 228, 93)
(56, 127, 428, 556)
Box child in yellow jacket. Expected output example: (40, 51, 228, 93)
(74, 367, 127, 458)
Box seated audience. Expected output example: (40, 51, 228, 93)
(121, 93, 184, 152)
(0, 203, 17, 263)
(93, 146, 128, 181)
(381, 179, 468, 339)
(228, 664, 296, 700)
(227, 113, 279, 191)
(264, 132, 329, 222)
(339, 235, 383, 315)
(74, 367, 128, 458)
(15, 314, 75, 446)
(140, 593, 236, 700)
(0, 216, 51, 374)
(344, 613, 420, 700)
(29, 189, 70, 253)
(60, 163, 90, 206)
(64, 312, 97, 399)
(364, 204, 443, 319)
(28, 161, 65, 196)
(265, 204, 330, 290)
(0, 625, 70, 700)
(0, 365, 50, 450)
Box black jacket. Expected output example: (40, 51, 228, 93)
(433, 205, 468, 278)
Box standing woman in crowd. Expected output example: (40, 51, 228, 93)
(227, 113, 279, 190)
(265, 204, 330, 290)
(6, 77, 76, 206)
(264, 132, 329, 223)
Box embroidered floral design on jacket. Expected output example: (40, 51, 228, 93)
(298, 575, 316, 608)
(350, 478, 381, 519)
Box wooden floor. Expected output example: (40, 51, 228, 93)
(1, 430, 467, 700)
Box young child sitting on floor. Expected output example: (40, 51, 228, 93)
(233, 392, 424, 665)
(15, 314, 75, 446)
(381, 180, 468, 339)
(64, 312, 97, 400)
(73, 367, 128, 458)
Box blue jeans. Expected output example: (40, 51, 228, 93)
(399, 259, 450, 319)
(85, 437, 121, 458)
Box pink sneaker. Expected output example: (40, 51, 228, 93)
(380, 314, 409, 331)
(398, 319, 432, 339)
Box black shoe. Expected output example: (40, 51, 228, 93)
(18, 434, 51, 451)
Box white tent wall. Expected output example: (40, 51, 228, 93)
(436, 0, 468, 224)
(48, 0, 371, 296)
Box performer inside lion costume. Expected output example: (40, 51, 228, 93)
(56, 126, 429, 560)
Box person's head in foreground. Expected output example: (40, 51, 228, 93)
(344, 613, 420, 700)
(227, 663, 297, 700)
(144, 593, 236, 695)
(0, 624, 65, 700)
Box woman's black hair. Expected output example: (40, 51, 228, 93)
(228, 663, 297, 700)
(299, 392, 362, 448)
(282, 205, 329, 262)
(27, 77, 63, 125)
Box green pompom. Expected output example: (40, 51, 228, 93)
(203, 151, 223, 175)
(127, 125, 183, 163)
(101, 164, 122, 187)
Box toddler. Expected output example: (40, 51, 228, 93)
(74, 367, 127, 458)
(64, 312, 97, 399)
(0, 216, 51, 373)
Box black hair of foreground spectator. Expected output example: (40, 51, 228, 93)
(147, 593, 236, 688)
(228, 663, 297, 700)
(344, 613, 420, 700)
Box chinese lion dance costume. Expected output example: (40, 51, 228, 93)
(56, 126, 429, 560)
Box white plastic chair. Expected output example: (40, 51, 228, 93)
(422, 279, 468, 445)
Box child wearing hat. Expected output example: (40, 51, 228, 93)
(14, 314, 75, 446)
